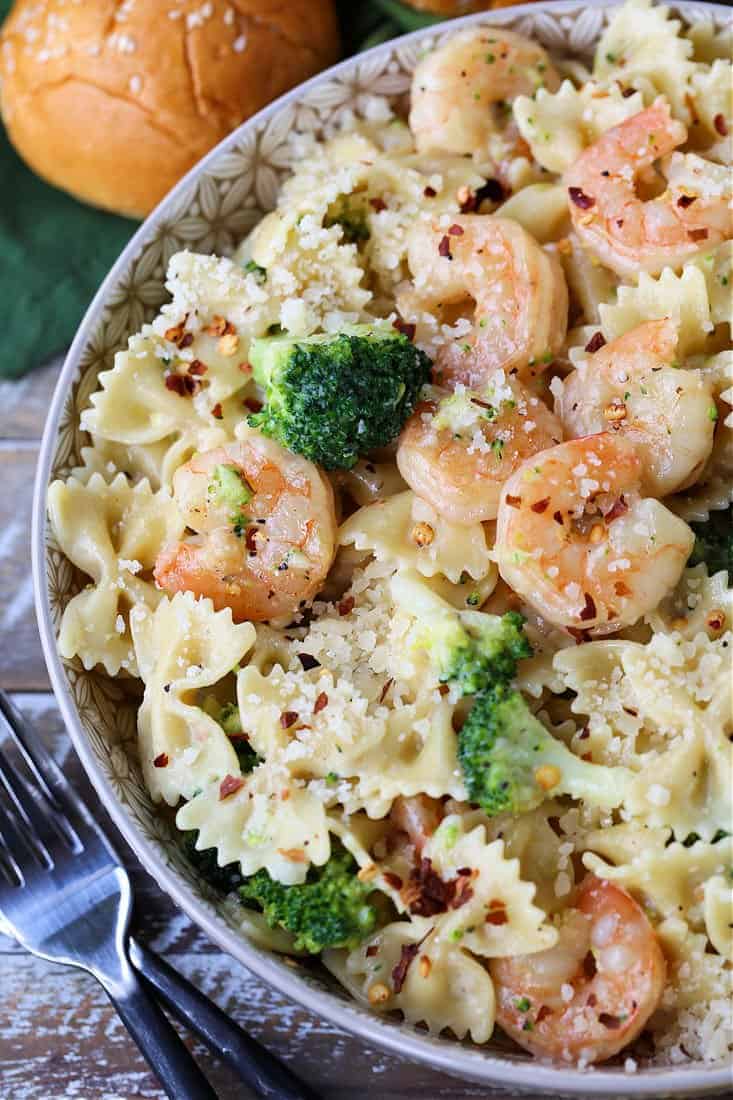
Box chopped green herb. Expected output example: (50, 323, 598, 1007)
(243, 259, 267, 285)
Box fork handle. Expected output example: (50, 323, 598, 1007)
(129, 937, 320, 1099)
(97, 964, 218, 1100)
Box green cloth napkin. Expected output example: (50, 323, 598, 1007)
(0, 0, 439, 379)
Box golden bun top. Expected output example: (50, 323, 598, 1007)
(0, 0, 340, 218)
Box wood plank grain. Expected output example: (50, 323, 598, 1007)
(0, 359, 63, 440)
(0, 448, 50, 692)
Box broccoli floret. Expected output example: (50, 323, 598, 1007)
(324, 197, 371, 244)
(392, 570, 531, 694)
(248, 324, 431, 469)
(202, 695, 260, 772)
(689, 506, 732, 577)
(419, 609, 531, 695)
(458, 683, 632, 817)
(183, 830, 245, 894)
(208, 464, 253, 536)
(238, 843, 378, 953)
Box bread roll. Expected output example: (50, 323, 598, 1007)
(0, 0, 340, 218)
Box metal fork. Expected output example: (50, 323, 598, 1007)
(0, 692, 318, 1100)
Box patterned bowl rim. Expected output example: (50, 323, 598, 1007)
(32, 2, 732, 1093)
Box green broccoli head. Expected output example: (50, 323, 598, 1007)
(420, 609, 531, 695)
(689, 505, 732, 577)
(248, 324, 432, 470)
(183, 830, 245, 894)
(391, 570, 531, 695)
(238, 842, 378, 954)
(458, 683, 632, 816)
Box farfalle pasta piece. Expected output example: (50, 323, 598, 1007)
(47, 473, 184, 675)
(81, 331, 246, 482)
(130, 592, 255, 806)
(422, 816, 557, 958)
(689, 61, 732, 161)
(599, 264, 714, 357)
(685, 19, 732, 64)
(325, 915, 496, 1043)
(236, 666, 466, 819)
(339, 491, 492, 584)
(583, 833, 733, 929)
(646, 565, 733, 641)
(513, 80, 646, 174)
(703, 876, 733, 962)
(593, 0, 696, 120)
(176, 761, 330, 885)
(689, 243, 733, 329)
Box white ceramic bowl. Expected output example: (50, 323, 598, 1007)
(32, 2, 732, 1093)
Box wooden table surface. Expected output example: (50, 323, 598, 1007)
(0, 363, 695, 1100)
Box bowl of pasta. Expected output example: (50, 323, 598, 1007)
(32, 0, 732, 1092)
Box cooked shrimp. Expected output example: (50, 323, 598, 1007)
(494, 433, 694, 633)
(556, 320, 716, 497)
(565, 98, 731, 278)
(154, 431, 337, 623)
(491, 875, 666, 1064)
(409, 27, 559, 158)
(390, 795, 443, 856)
(397, 376, 563, 525)
(398, 216, 568, 389)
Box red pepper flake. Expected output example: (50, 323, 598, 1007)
(211, 402, 223, 420)
(280, 711, 299, 729)
(391, 942, 419, 994)
(614, 580, 632, 598)
(164, 317, 192, 348)
(423, 186, 437, 198)
(531, 497, 550, 514)
(205, 315, 235, 337)
(314, 692, 329, 714)
(505, 494, 522, 509)
(153, 752, 169, 768)
(393, 317, 416, 341)
(404, 859, 456, 917)
(553, 510, 564, 525)
(714, 113, 728, 137)
(188, 359, 208, 376)
(338, 596, 355, 616)
(599, 1012, 623, 1029)
(676, 194, 697, 209)
(379, 678, 394, 703)
(568, 186, 595, 210)
(365, 944, 379, 957)
(239, 361, 253, 374)
(438, 235, 453, 259)
(245, 526, 258, 552)
(621, 86, 635, 98)
(584, 331, 606, 353)
(448, 223, 464, 236)
(605, 495, 628, 522)
(369, 197, 387, 212)
(165, 372, 197, 397)
(536, 1005, 553, 1024)
(219, 774, 245, 800)
(688, 228, 709, 241)
(485, 899, 508, 925)
(383, 871, 404, 891)
(450, 870, 474, 910)
(579, 592, 597, 622)
(244, 397, 263, 413)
